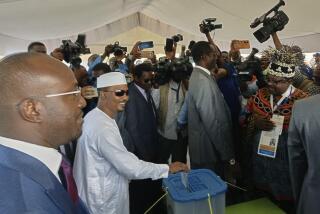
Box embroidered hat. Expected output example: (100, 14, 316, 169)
(97, 72, 127, 88)
(264, 46, 301, 78)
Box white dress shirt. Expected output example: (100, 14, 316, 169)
(134, 83, 148, 101)
(194, 65, 211, 76)
(73, 108, 169, 214)
(0, 136, 62, 181)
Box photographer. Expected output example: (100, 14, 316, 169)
(149, 37, 190, 164)
(87, 44, 113, 77)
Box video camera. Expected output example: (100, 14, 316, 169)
(165, 34, 183, 52)
(110, 41, 127, 56)
(236, 48, 260, 82)
(172, 34, 183, 43)
(250, 0, 289, 43)
(60, 34, 91, 68)
(200, 18, 222, 34)
(153, 57, 193, 85)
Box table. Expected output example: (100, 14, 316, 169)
(226, 198, 285, 214)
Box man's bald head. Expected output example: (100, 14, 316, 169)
(0, 53, 72, 104)
(0, 52, 86, 148)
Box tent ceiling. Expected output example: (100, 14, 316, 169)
(0, 0, 318, 55)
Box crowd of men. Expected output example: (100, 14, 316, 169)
(1, 24, 320, 214)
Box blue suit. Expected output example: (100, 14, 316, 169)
(0, 144, 88, 214)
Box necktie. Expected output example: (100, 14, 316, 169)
(59, 157, 79, 203)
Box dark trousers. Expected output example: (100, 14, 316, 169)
(157, 134, 188, 164)
(129, 179, 166, 214)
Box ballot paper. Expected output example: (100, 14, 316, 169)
(181, 172, 190, 191)
(257, 115, 284, 158)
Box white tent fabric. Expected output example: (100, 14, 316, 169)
(0, 0, 319, 55)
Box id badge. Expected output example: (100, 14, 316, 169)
(258, 133, 279, 158)
(257, 114, 284, 158)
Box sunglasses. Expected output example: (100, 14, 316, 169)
(144, 79, 153, 84)
(106, 89, 129, 97)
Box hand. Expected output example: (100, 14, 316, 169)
(230, 40, 239, 51)
(130, 41, 141, 55)
(181, 45, 186, 52)
(50, 48, 64, 61)
(169, 162, 189, 174)
(224, 161, 241, 185)
(255, 116, 275, 131)
(199, 24, 209, 34)
(104, 44, 113, 56)
(81, 86, 98, 99)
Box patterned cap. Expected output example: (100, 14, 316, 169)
(264, 46, 301, 78)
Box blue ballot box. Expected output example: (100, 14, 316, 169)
(163, 169, 227, 214)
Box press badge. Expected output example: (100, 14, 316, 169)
(257, 115, 284, 158)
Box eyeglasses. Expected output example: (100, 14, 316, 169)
(106, 89, 129, 97)
(45, 87, 81, 98)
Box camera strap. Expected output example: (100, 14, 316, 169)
(171, 82, 181, 103)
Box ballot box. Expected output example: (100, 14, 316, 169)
(163, 169, 227, 214)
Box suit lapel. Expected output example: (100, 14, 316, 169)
(0, 145, 75, 213)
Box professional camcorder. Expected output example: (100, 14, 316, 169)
(110, 41, 127, 56)
(153, 57, 193, 85)
(60, 34, 91, 68)
(236, 48, 260, 82)
(200, 18, 222, 34)
(250, 0, 289, 43)
(164, 34, 183, 52)
(172, 34, 183, 43)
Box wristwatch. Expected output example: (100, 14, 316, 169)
(229, 158, 236, 166)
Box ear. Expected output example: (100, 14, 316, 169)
(18, 99, 44, 123)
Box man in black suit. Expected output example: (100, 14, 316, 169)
(123, 62, 163, 214)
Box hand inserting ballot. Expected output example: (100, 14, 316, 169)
(169, 162, 189, 174)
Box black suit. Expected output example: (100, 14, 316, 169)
(124, 82, 159, 162)
(122, 82, 164, 214)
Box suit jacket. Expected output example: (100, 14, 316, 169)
(188, 67, 234, 168)
(122, 82, 159, 162)
(0, 144, 88, 214)
(288, 94, 320, 214)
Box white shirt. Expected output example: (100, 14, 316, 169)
(134, 83, 148, 101)
(73, 108, 169, 214)
(194, 65, 211, 76)
(0, 136, 62, 181)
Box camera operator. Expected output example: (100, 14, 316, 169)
(87, 44, 113, 77)
(146, 38, 189, 164)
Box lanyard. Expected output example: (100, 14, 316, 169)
(270, 85, 294, 113)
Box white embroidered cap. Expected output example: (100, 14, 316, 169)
(97, 72, 127, 88)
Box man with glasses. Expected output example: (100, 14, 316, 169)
(0, 53, 88, 213)
(73, 72, 188, 214)
(242, 47, 308, 213)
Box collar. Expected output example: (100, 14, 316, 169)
(134, 82, 148, 101)
(281, 84, 295, 97)
(194, 65, 211, 76)
(0, 136, 62, 181)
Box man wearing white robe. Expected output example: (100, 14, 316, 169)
(73, 72, 187, 214)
